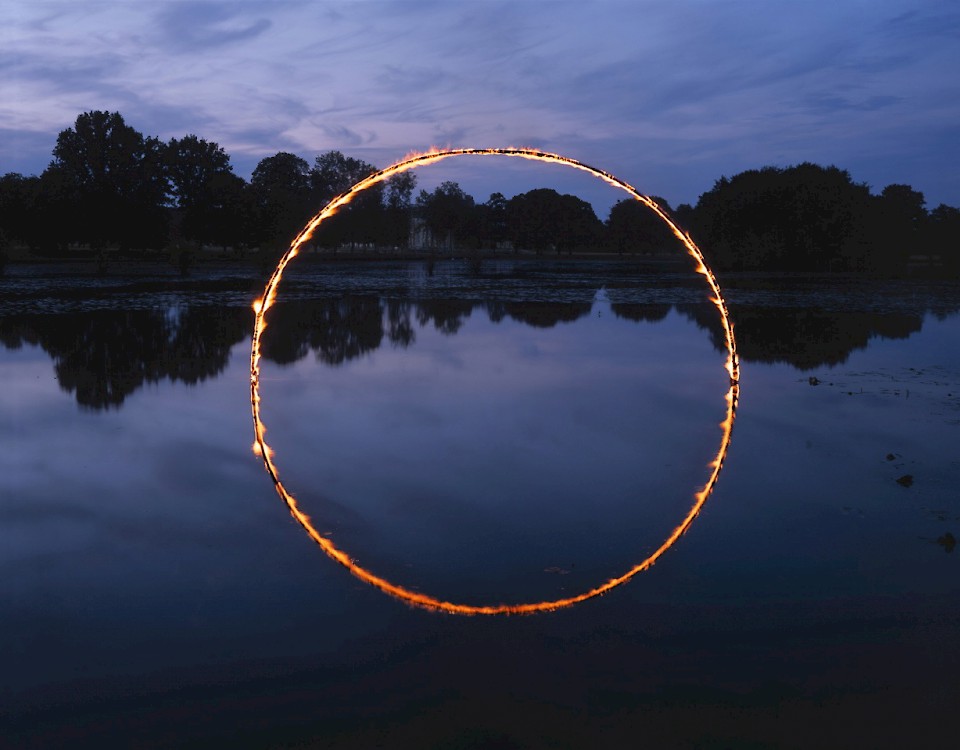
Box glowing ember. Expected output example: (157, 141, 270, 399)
(250, 148, 740, 615)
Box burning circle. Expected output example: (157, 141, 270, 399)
(250, 148, 740, 614)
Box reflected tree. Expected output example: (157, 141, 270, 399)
(386, 300, 416, 347)
(8, 286, 954, 404)
(311, 297, 385, 365)
(258, 297, 385, 366)
(611, 303, 672, 323)
(415, 299, 477, 334)
(0, 307, 248, 408)
(678, 303, 926, 370)
(495, 301, 593, 328)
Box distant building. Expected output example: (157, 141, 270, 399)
(409, 215, 440, 251)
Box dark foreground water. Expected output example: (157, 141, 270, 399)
(1, 260, 959, 748)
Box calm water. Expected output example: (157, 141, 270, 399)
(1, 260, 959, 748)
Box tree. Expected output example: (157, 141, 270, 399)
(386, 172, 417, 210)
(310, 151, 382, 249)
(32, 166, 80, 254)
(416, 181, 476, 250)
(311, 150, 378, 203)
(606, 196, 675, 255)
(165, 135, 232, 210)
(249, 152, 312, 249)
(927, 204, 960, 276)
(165, 135, 237, 248)
(475, 192, 508, 248)
(199, 171, 255, 251)
(692, 163, 873, 272)
(0, 173, 39, 246)
(383, 171, 417, 248)
(507, 188, 601, 254)
(50, 111, 168, 251)
(873, 184, 927, 273)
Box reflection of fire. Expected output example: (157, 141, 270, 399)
(250, 148, 740, 614)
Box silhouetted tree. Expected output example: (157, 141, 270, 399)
(165, 135, 237, 247)
(250, 152, 313, 250)
(31, 166, 81, 254)
(0, 228, 8, 273)
(475, 192, 508, 249)
(383, 172, 417, 248)
(12, 110, 960, 277)
(199, 171, 255, 251)
(0, 173, 38, 245)
(165, 135, 232, 210)
(673, 203, 696, 229)
(692, 163, 873, 273)
(927, 204, 960, 275)
(386, 172, 417, 210)
(416, 182, 476, 250)
(50, 111, 168, 252)
(507, 188, 602, 254)
(310, 151, 382, 249)
(606, 197, 675, 255)
(310, 150, 378, 204)
(866, 184, 927, 274)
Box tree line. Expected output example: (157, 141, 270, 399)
(1, 110, 958, 275)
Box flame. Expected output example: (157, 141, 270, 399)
(250, 148, 740, 615)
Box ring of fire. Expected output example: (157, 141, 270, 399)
(250, 148, 740, 615)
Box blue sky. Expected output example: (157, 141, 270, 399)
(1, 0, 958, 213)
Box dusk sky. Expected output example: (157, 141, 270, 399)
(2, 0, 958, 212)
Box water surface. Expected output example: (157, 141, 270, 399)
(1, 260, 958, 748)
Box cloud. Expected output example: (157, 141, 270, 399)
(884, 4, 960, 40)
(155, 1, 273, 51)
(0, 0, 957, 206)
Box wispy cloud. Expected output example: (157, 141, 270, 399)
(155, 1, 274, 51)
(0, 0, 957, 207)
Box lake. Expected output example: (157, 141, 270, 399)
(2, 259, 959, 748)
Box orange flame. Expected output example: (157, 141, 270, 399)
(250, 148, 740, 615)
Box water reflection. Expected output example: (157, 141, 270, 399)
(611, 303, 672, 323)
(0, 307, 248, 409)
(249, 291, 739, 613)
(2, 267, 958, 409)
(491, 301, 593, 328)
(1, 264, 959, 743)
(414, 299, 476, 335)
(679, 305, 931, 370)
(259, 297, 386, 365)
